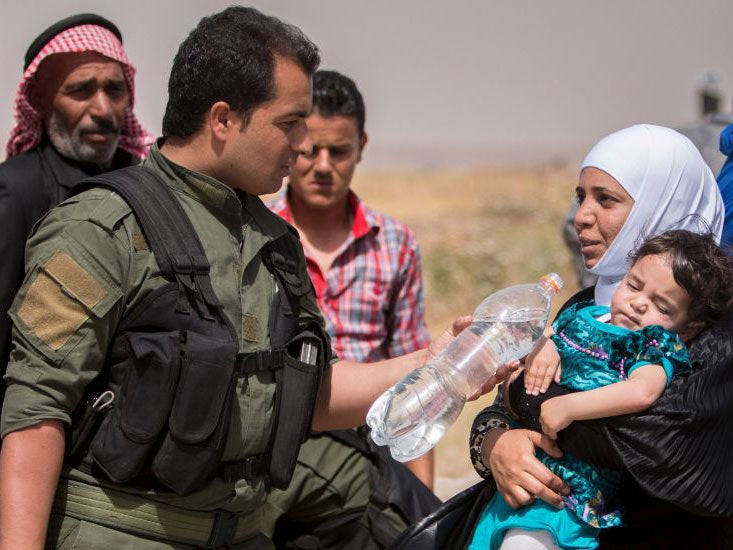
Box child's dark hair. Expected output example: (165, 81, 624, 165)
(631, 230, 733, 326)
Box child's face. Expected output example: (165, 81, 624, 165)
(610, 253, 693, 335)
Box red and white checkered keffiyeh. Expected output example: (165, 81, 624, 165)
(6, 23, 154, 159)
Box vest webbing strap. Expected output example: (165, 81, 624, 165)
(54, 478, 259, 547)
(76, 166, 221, 308)
(236, 350, 287, 376)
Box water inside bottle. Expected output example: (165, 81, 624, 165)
(367, 307, 549, 462)
(369, 365, 465, 461)
(480, 307, 547, 361)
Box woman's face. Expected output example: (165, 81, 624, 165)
(574, 167, 635, 268)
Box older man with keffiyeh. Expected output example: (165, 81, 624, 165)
(0, 13, 153, 405)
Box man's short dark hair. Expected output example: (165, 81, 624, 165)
(312, 70, 365, 136)
(162, 6, 320, 139)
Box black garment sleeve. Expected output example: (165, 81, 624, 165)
(0, 150, 58, 409)
(0, 169, 36, 398)
(598, 479, 733, 549)
(507, 371, 624, 469)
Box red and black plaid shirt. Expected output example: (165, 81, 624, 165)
(269, 189, 430, 362)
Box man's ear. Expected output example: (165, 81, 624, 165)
(208, 101, 235, 142)
(679, 320, 706, 342)
(356, 131, 368, 163)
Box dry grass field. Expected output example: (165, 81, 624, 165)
(351, 162, 582, 501)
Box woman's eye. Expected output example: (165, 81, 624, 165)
(599, 193, 615, 204)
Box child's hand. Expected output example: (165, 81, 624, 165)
(524, 336, 561, 396)
(539, 397, 572, 440)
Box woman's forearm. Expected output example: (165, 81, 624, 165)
(469, 393, 512, 478)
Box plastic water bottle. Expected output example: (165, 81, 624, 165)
(367, 273, 563, 462)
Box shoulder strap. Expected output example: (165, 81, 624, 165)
(74, 165, 220, 307)
(261, 235, 313, 318)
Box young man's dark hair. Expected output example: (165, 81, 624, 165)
(312, 70, 366, 136)
(162, 6, 320, 138)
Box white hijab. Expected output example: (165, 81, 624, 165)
(581, 124, 724, 306)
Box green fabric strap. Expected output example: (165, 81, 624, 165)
(54, 478, 259, 547)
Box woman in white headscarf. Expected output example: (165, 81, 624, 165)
(580, 124, 723, 305)
(459, 125, 732, 549)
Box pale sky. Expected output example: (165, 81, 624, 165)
(1, 0, 732, 168)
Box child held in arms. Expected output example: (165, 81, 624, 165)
(470, 230, 733, 550)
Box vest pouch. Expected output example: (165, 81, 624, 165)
(269, 333, 324, 489)
(66, 389, 116, 459)
(152, 330, 237, 495)
(91, 331, 181, 483)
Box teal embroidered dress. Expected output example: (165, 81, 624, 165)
(469, 301, 691, 550)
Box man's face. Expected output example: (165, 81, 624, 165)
(222, 56, 313, 195)
(288, 114, 366, 212)
(33, 51, 129, 165)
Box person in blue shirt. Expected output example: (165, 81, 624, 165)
(716, 123, 733, 252)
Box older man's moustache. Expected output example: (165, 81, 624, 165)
(80, 121, 119, 135)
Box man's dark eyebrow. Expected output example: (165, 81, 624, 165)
(64, 77, 126, 91)
(283, 109, 309, 119)
(63, 77, 96, 91)
(311, 142, 354, 151)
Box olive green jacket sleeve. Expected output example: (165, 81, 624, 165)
(1, 189, 137, 436)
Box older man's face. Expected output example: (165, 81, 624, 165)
(33, 51, 129, 165)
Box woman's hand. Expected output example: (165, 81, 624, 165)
(524, 336, 562, 396)
(482, 428, 570, 509)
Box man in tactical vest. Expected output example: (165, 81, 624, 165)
(0, 7, 507, 549)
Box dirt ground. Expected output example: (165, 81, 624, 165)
(350, 163, 582, 501)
